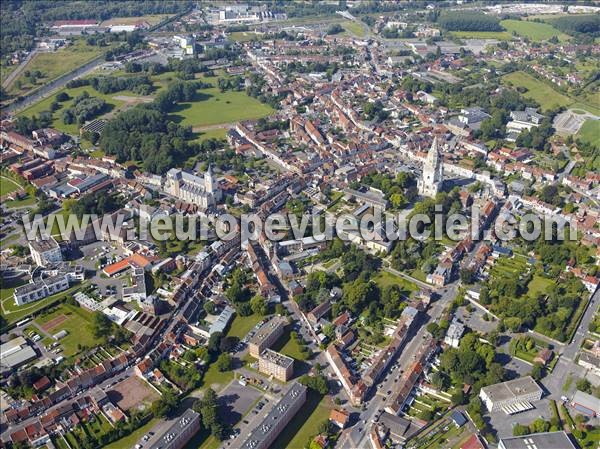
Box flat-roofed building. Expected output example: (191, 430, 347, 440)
(479, 376, 543, 413)
(0, 337, 37, 373)
(29, 236, 62, 267)
(13, 274, 69, 306)
(148, 408, 201, 449)
(248, 316, 286, 358)
(258, 348, 294, 382)
(237, 383, 306, 449)
(498, 431, 577, 449)
(571, 390, 600, 417)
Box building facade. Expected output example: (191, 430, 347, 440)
(29, 237, 63, 267)
(418, 137, 443, 197)
(164, 166, 221, 209)
(258, 348, 294, 382)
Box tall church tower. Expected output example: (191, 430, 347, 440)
(418, 137, 443, 197)
(204, 164, 215, 194)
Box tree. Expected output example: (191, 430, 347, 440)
(216, 353, 232, 372)
(513, 423, 530, 436)
(151, 389, 178, 418)
(194, 388, 225, 439)
(576, 378, 592, 394)
(530, 362, 545, 380)
(250, 294, 268, 316)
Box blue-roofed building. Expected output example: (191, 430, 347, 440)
(451, 410, 467, 427)
(492, 245, 513, 257)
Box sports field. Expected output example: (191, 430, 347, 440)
(35, 303, 97, 356)
(342, 20, 367, 37)
(502, 71, 573, 111)
(500, 19, 569, 42)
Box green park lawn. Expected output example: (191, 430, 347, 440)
(35, 302, 97, 356)
(500, 19, 569, 42)
(228, 31, 264, 42)
(0, 176, 22, 196)
(526, 275, 555, 297)
(577, 119, 600, 148)
(373, 270, 419, 294)
(226, 313, 262, 339)
(8, 40, 108, 96)
(342, 21, 366, 37)
(169, 74, 274, 128)
(193, 127, 228, 143)
(502, 71, 573, 111)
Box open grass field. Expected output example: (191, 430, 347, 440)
(0, 176, 22, 196)
(271, 391, 330, 449)
(502, 71, 573, 111)
(373, 270, 419, 294)
(500, 19, 569, 42)
(169, 73, 274, 127)
(450, 30, 513, 40)
(526, 275, 555, 297)
(199, 361, 234, 392)
(342, 20, 366, 37)
(193, 127, 228, 142)
(35, 302, 97, 356)
(577, 119, 600, 148)
(8, 40, 108, 96)
(226, 313, 262, 339)
(228, 31, 264, 42)
(570, 101, 600, 117)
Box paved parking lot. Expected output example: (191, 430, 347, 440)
(488, 400, 552, 439)
(219, 381, 263, 426)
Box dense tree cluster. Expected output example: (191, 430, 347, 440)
(99, 105, 193, 173)
(14, 113, 52, 135)
(360, 172, 416, 209)
(326, 24, 344, 35)
(159, 359, 201, 391)
(62, 91, 107, 125)
(193, 388, 227, 440)
(552, 15, 600, 37)
(361, 100, 389, 122)
(65, 190, 124, 219)
(438, 333, 505, 391)
(437, 12, 503, 32)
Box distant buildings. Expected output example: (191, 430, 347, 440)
(238, 383, 306, 449)
(29, 236, 62, 267)
(418, 137, 443, 197)
(498, 431, 577, 449)
(479, 376, 543, 413)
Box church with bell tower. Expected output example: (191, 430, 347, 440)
(418, 137, 444, 197)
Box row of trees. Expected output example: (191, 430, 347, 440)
(67, 74, 154, 95)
